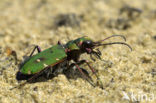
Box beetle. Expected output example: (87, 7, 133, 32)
(12, 35, 132, 89)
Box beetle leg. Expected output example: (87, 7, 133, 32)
(92, 50, 102, 60)
(58, 41, 66, 49)
(57, 41, 61, 45)
(71, 63, 95, 87)
(29, 45, 42, 57)
(90, 54, 96, 61)
(77, 60, 97, 76)
(76, 60, 103, 89)
(96, 48, 101, 55)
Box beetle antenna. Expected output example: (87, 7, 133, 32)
(95, 35, 126, 44)
(95, 42, 132, 51)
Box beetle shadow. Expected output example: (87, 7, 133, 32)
(16, 67, 93, 83)
(63, 67, 92, 81)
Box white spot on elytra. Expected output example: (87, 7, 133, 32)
(43, 63, 48, 67)
(36, 59, 40, 62)
(28, 70, 31, 74)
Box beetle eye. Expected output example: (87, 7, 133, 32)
(82, 40, 93, 48)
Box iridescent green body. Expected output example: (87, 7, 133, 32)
(20, 45, 67, 74)
(15, 35, 130, 89)
(20, 36, 92, 75)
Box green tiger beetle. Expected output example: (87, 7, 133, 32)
(11, 35, 132, 90)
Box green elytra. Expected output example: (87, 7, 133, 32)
(20, 36, 91, 75)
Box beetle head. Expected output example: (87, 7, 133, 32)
(79, 35, 132, 61)
(81, 39, 94, 53)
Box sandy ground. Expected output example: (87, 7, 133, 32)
(0, 0, 156, 103)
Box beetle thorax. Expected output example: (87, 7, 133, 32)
(65, 37, 94, 62)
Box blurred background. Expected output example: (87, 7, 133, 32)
(0, 0, 156, 103)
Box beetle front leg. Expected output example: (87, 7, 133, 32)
(69, 63, 95, 87)
(29, 45, 42, 57)
(76, 60, 104, 89)
(74, 60, 97, 75)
